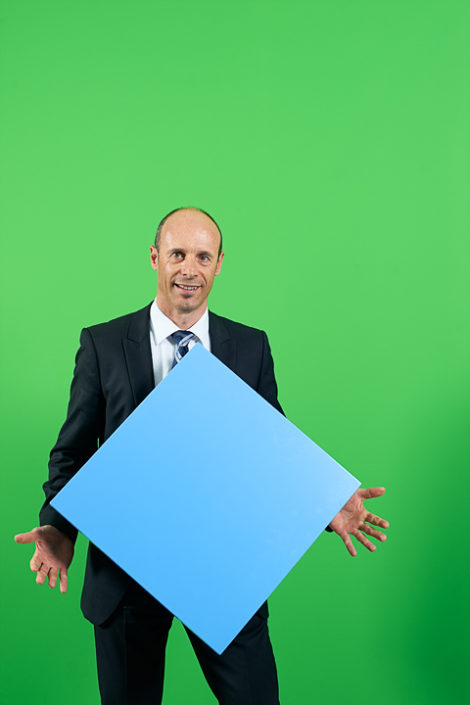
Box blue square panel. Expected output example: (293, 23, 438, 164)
(52, 344, 359, 653)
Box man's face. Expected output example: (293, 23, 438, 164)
(150, 210, 224, 321)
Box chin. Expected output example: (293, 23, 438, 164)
(177, 292, 203, 305)
(176, 300, 198, 312)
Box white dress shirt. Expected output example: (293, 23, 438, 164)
(149, 300, 211, 386)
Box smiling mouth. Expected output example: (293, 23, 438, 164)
(174, 283, 201, 292)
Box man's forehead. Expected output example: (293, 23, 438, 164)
(161, 212, 221, 250)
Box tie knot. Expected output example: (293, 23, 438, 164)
(170, 330, 196, 367)
(171, 330, 195, 347)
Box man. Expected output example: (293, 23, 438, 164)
(15, 207, 389, 705)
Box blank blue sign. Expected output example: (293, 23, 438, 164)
(52, 344, 359, 653)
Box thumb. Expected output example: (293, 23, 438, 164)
(14, 528, 40, 544)
(358, 487, 386, 499)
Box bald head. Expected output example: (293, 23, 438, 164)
(155, 207, 223, 256)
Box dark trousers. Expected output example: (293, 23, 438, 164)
(94, 581, 280, 705)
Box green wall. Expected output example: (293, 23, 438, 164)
(2, 1, 469, 703)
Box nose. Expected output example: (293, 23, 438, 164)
(180, 256, 196, 278)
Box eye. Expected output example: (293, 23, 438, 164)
(172, 251, 184, 260)
(199, 254, 210, 262)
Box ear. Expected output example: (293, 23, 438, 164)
(150, 245, 159, 272)
(215, 251, 224, 276)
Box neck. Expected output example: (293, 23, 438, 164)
(156, 297, 207, 330)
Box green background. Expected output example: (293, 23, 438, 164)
(2, 1, 469, 703)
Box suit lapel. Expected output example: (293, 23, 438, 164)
(209, 311, 237, 371)
(122, 303, 155, 407)
(123, 307, 236, 409)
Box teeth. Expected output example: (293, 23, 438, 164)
(177, 284, 198, 290)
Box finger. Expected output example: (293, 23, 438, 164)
(48, 567, 59, 589)
(30, 553, 42, 572)
(59, 567, 68, 594)
(365, 512, 389, 529)
(15, 529, 39, 544)
(353, 529, 376, 552)
(361, 523, 387, 542)
(36, 564, 49, 586)
(358, 487, 386, 500)
(340, 531, 357, 557)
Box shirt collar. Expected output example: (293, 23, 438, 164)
(150, 299, 210, 347)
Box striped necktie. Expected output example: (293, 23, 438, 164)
(171, 330, 196, 368)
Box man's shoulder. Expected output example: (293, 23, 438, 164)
(83, 303, 152, 341)
(209, 311, 266, 342)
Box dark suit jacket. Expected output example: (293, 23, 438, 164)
(40, 303, 283, 625)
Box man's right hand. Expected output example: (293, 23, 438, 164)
(14, 525, 74, 593)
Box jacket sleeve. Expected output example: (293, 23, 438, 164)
(39, 328, 105, 542)
(256, 331, 284, 416)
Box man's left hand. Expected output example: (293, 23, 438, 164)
(329, 487, 389, 556)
